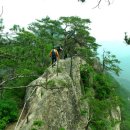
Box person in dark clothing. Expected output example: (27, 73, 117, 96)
(49, 48, 59, 66)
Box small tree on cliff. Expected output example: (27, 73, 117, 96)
(59, 16, 99, 59)
(102, 50, 121, 76)
(59, 16, 99, 78)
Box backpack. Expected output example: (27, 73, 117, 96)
(52, 49, 56, 58)
(56, 46, 63, 53)
(57, 46, 60, 53)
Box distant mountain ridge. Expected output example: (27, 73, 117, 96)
(114, 77, 130, 92)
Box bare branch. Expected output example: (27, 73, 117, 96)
(0, 75, 69, 90)
(78, 0, 111, 8)
(0, 6, 3, 17)
(105, 0, 111, 5)
(94, 0, 102, 8)
(0, 83, 68, 90)
(0, 84, 40, 90)
(93, 0, 111, 8)
(0, 74, 39, 86)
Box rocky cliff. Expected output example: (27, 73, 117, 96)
(16, 57, 121, 130)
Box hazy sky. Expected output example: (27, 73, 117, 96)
(1, 0, 130, 42)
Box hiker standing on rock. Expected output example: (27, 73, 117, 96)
(49, 47, 60, 66)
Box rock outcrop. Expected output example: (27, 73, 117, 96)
(16, 57, 121, 130)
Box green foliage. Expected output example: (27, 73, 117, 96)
(47, 80, 55, 87)
(3, 87, 26, 107)
(93, 74, 111, 100)
(80, 64, 94, 93)
(88, 97, 118, 130)
(80, 63, 118, 100)
(31, 128, 37, 130)
(59, 16, 99, 58)
(90, 119, 112, 130)
(80, 58, 121, 129)
(31, 120, 44, 130)
(33, 120, 44, 127)
(59, 128, 65, 130)
(117, 84, 130, 130)
(80, 109, 87, 116)
(102, 50, 121, 76)
(0, 99, 18, 130)
(28, 16, 63, 46)
(0, 117, 8, 130)
(0, 17, 52, 128)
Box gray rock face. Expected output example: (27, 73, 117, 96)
(17, 57, 85, 130)
(16, 57, 121, 130)
(111, 106, 121, 130)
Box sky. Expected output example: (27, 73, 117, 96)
(1, 0, 130, 80)
(1, 0, 130, 42)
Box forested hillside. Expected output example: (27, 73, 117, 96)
(116, 79, 130, 130)
(0, 16, 128, 130)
